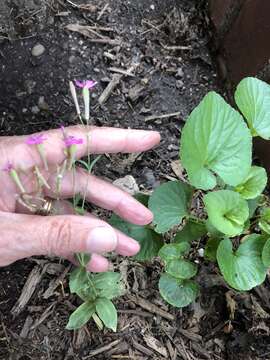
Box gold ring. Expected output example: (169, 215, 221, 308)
(35, 197, 54, 216)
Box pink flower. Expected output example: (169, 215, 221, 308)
(2, 162, 13, 172)
(64, 136, 83, 147)
(26, 134, 47, 145)
(75, 80, 97, 90)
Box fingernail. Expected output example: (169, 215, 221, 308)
(121, 238, 140, 256)
(87, 227, 118, 253)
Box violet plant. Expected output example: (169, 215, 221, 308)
(111, 77, 270, 309)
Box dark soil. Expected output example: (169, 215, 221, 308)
(0, 0, 270, 359)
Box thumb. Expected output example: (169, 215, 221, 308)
(0, 211, 118, 266)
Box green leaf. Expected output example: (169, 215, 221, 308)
(174, 220, 207, 243)
(259, 208, 270, 234)
(204, 237, 221, 261)
(180, 91, 252, 190)
(158, 243, 190, 263)
(66, 301, 95, 330)
(248, 197, 261, 218)
(148, 180, 193, 233)
(166, 259, 197, 279)
(206, 219, 223, 238)
(204, 190, 249, 236)
(134, 193, 149, 207)
(159, 273, 199, 308)
(77, 272, 124, 301)
(262, 238, 270, 267)
(96, 298, 117, 332)
(217, 235, 267, 291)
(235, 77, 270, 139)
(75, 253, 91, 267)
(110, 215, 163, 261)
(69, 267, 89, 294)
(93, 272, 125, 300)
(235, 166, 267, 199)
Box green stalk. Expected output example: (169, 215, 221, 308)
(37, 143, 48, 171)
(34, 166, 51, 190)
(9, 169, 25, 193)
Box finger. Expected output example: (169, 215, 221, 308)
(82, 211, 140, 256)
(0, 208, 142, 267)
(51, 201, 110, 272)
(55, 200, 141, 256)
(2, 126, 160, 169)
(46, 169, 153, 225)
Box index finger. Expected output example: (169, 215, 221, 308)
(3, 125, 160, 169)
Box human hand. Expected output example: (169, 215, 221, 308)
(0, 125, 160, 271)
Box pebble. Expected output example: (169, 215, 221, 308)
(38, 96, 49, 111)
(113, 175, 139, 195)
(31, 44, 45, 57)
(176, 68, 184, 78)
(176, 80, 184, 89)
(31, 106, 40, 114)
(142, 168, 156, 187)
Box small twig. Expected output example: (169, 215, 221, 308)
(98, 74, 122, 105)
(160, 42, 192, 51)
(141, 19, 163, 35)
(88, 38, 121, 45)
(83, 340, 121, 359)
(145, 111, 181, 122)
(97, 3, 109, 21)
(108, 67, 136, 77)
(65, 0, 79, 7)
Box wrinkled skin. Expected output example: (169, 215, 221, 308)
(0, 125, 160, 271)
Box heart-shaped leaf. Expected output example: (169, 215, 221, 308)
(259, 208, 270, 234)
(158, 243, 190, 263)
(180, 91, 252, 190)
(159, 273, 199, 308)
(66, 301, 95, 330)
(204, 190, 249, 236)
(235, 77, 270, 139)
(174, 220, 207, 243)
(235, 166, 267, 199)
(262, 238, 270, 267)
(166, 259, 197, 279)
(110, 215, 162, 261)
(148, 180, 193, 233)
(96, 298, 117, 332)
(217, 235, 267, 291)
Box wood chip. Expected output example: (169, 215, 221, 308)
(143, 334, 168, 357)
(128, 295, 174, 321)
(166, 339, 177, 360)
(43, 264, 71, 299)
(178, 328, 202, 342)
(133, 340, 154, 356)
(171, 160, 186, 181)
(83, 340, 121, 359)
(20, 316, 33, 338)
(11, 265, 46, 317)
